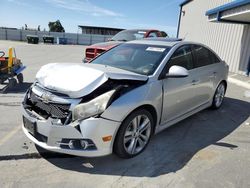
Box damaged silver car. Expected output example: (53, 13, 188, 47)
(22, 39, 228, 158)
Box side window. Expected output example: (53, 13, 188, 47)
(193, 45, 220, 68)
(165, 45, 194, 72)
(209, 51, 221, 64)
(148, 32, 158, 38)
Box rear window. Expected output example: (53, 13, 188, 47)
(91, 43, 170, 75)
(209, 50, 221, 64)
(111, 30, 147, 41)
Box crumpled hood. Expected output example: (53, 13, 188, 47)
(36, 63, 148, 98)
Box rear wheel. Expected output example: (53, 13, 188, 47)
(8, 78, 17, 88)
(211, 82, 226, 109)
(114, 109, 154, 158)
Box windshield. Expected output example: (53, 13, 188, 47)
(111, 30, 147, 41)
(91, 43, 170, 75)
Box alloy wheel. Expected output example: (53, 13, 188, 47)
(214, 83, 225, 108)
(123, 114, 151, 155)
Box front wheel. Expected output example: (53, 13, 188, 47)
(114, 109, 154, 158)
(211, 82, 226, 109)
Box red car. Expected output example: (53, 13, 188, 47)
(83, 29, 167, 63)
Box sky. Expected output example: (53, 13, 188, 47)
(1, 0, 183, 37)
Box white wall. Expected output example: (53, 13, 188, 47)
(178, 0, 250, 74)
(239, 25, 250, 73)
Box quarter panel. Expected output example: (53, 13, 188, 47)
(213, 62, 229, 87)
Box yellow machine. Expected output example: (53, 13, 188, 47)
(0, 47, 26, 92)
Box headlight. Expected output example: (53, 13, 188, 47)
(73, 90, 115, 120)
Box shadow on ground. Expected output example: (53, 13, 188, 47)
(3, 82, 32, 94)
(41, 97, 250, 177)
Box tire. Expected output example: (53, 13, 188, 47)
(114, 109, 154, 158)
(17, 73, 24, 83)
(1, 78, 17, 93)
(7, 78, 17, 89)
(211, 82, 226, 109)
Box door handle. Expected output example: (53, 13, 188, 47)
(209, 71, 217, 78)
(192, 79, 200, 85)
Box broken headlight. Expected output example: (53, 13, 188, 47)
(72, 90, 115, 120)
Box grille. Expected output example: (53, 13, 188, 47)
(86, 48, 106, 59)
(86, 48, 95, 59)
(29, 91, 70, 119)
(86, 48, 94, 53)
(96, 49, 105, 57)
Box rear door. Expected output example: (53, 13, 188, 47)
(191, 45, 220, 108)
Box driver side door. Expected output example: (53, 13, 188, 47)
(161, 45, 196, 124)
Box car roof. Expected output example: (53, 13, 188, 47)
(120, 29, 158, 32)
(127, 38, 207, 48)
(127, 39, 222, 61)
(127, 38, 182, 47)
(144, 37, 183, 42)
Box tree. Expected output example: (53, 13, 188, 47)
(48, 20, 65, 32)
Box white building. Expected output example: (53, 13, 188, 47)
(177, 0, 250, 75)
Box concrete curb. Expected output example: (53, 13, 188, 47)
(228, 77, 250, 89)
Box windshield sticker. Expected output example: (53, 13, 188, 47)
(146, 47, 166, 52)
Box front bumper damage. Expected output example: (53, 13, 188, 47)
(22, 105, 120, 157)
(21, 72, 146, 157)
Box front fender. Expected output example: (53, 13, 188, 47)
(101, 80, 163, 125)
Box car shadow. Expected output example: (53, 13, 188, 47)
(42, 97, 250, 177)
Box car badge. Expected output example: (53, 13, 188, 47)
(41, 92, 52, 103)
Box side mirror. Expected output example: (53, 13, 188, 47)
(165, 65, 189, 78)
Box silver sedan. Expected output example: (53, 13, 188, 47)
(22, 39, 228, 158)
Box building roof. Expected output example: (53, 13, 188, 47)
(206, 0, 250, 15)
(205, 0, 250, 24)
(180, 0, 193, 7)
(78, 25, 124, 31)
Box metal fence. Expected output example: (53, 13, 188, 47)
(0, 28, 113, 45)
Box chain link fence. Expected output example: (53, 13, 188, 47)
(0, 28, 113, 45)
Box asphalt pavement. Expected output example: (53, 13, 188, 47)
(0, 40, 249, 188)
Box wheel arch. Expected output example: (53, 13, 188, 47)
(221, 80, 227, 91)
(120, 104, 158, 134)
(112, 104, 158, 158)
(215, 80, 227, 94)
